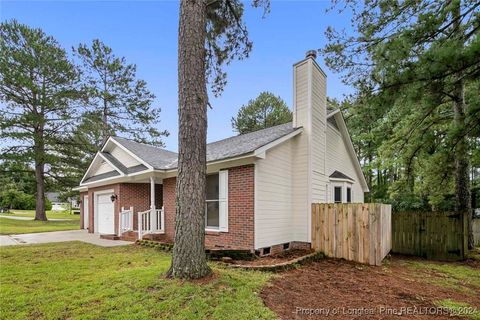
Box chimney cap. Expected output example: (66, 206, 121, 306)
(305, 50, 317, 60)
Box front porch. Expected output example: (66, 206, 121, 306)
(80, 165, 256, 251)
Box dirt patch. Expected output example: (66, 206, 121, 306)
(261, 255, 480, 319)
(231, 249, 314, 266)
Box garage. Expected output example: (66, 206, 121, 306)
(95, 192, 115, 234)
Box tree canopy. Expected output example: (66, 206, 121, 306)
(0, 20, 81, 220)
(323, 0, 480, 247)
(231, 91, 292, 134)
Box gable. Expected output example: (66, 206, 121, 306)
(326, 115, 369, 192)
(80, 152, 122, 184)
(103, 142, 142, 168)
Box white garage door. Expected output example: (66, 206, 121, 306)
(97, 193, 115, 234)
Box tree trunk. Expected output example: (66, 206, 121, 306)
(452, 1, 473, 249)
(167, 0, 211, 279)
(34, 123, 47, 221)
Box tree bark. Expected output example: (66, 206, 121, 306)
(34, 119, 47, 221)
(452, 1, 473, 249)
(167, 0, 211, 279)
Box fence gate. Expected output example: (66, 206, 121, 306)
(392, 211, 468, 261)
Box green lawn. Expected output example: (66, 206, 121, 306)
(0, 209, 80, 220)
(0, 210, 80, 235)
(0, 242, 275, 320)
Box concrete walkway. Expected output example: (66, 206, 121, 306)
(0, 230, 133, 247)
(0, 215, 72, 221)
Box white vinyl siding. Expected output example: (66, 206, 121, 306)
(326, 124, 364, 202)
(109, 146, 141, 167)
(292, 60, 311, 243)
(93, 160, 115, 175)
(255, 139, 294, 249)
(310, 62, 329, 205)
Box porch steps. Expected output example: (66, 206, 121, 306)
(100, 234, 120, 240)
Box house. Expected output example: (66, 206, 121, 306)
(75, 51, 369, 255)
(46, 192, 67, 211)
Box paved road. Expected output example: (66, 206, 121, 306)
(0, 230, 133, 247)
(0, 215, 72, 221)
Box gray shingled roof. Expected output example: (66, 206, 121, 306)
(329, 170, 354, 181)
(112, 122, 300, 170)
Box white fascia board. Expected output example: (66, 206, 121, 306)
(79, 152, 101, 185)
(334, 112, 370, 192)
(329, 177, 355, 183)
(253, 128, 303, 158)
(326, 109, 341, 119)
(109, 137, 154, 170)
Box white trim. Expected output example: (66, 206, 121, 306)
(329, 177, 355, 183)
(253, 128, 303, 158)
(83, 195, 89, 230)
(306, 58, 313, 243)
(333, 112, 370, 192)
(79, 152, 101, 185)
(326, 109, 341, 119)
(93, 189, 115, 234)
(98, 152, 125, 176)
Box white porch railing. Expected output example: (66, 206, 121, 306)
(138, 207, 165, 240)
(119, 206, 134, 234)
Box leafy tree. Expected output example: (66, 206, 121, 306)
(73, 39, 168, 147)
(323, 0, 480, 247)
(231, 91, 292, 134)
(0, 20, 81, 220)
(168, 0, 269, 279)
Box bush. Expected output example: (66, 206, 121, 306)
(0, 189, 35, 210)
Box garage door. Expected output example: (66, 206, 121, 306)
(97, 193, 115, 234)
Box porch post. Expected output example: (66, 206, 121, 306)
(150, 176, 156, 231)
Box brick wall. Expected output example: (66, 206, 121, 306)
(162, 165, 255, 251)
(82, 183, 162, 234)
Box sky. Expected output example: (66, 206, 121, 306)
(0, 0, 355, 152)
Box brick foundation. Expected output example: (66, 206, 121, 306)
(257, 241, 311, 256)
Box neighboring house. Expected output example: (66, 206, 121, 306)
(45, 192, 67, 211)
(74, 52, 369, 255)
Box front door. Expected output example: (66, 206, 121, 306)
(83, 196, 89, 230)
(97, 193, 115, 234)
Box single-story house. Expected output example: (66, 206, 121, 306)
(75, 51, 369, 255)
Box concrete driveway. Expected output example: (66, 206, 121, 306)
(0, 230, 133, 247)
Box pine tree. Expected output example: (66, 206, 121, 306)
(168, 0, 269, 279)
(73, 39, 168, 147)
(231, 92, 292, 134)
(0, 20, 81, 220)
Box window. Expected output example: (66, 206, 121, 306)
(205, 171, 228, 231)
(346, 187, 352, 203)
(334, 186, 342, 203)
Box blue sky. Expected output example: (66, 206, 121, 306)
(0, 0, 354, 151)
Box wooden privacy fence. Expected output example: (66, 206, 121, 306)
(392, 211, 468, 261)
(311, 203, 392, 266)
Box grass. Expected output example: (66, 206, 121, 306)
(0, 242, 275, 320)
(408, 259, 480, 295)
(0, 210, 80, 235)
(435, 299, 480, 320)
(0, 209, 79, 220)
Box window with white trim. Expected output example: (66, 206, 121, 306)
(334, 186, 342, 203)
(331, 181, 354, 203)
(205, 170, 228, 231)
(346, 187, 352, 203)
